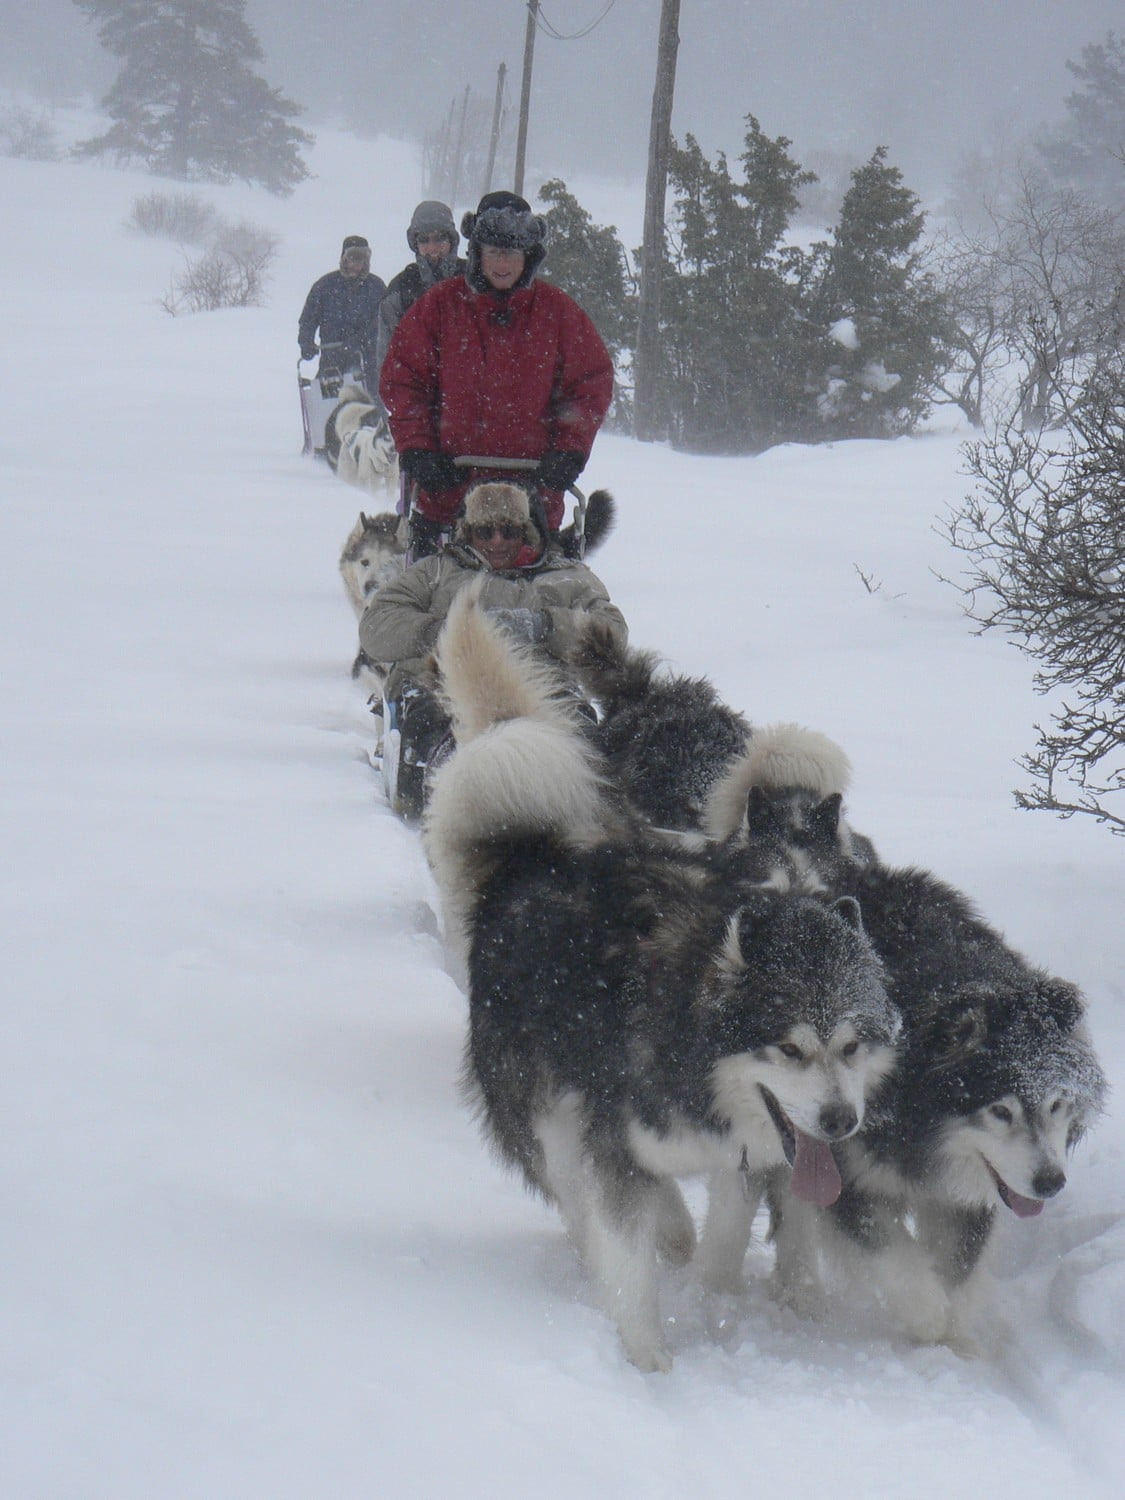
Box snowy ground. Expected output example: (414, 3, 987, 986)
(1, 117, 1123, 1499)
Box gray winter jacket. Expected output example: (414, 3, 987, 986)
(359, 541, 627, 697)
(372, 252, 466, 384)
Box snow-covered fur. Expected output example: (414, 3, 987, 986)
(569, 621, 753, 831)
(717, 727, 1108, 1351)
(423, 592, 899, 1371)
(324, 384, 399, 497)
(702, 723, 878, 877)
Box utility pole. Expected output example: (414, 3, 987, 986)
(449, 84, 472, 208)
(514, 0, 539, 196)
(484, 61, 507, 196)
(634, 0, 681, 441)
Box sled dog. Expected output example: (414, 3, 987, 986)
(569, 621, 753, 831)
(339, 510, 409, 618)
(338, 510, 409, 693)
(423, 593, 900, 1370)
(708, 727, 1107, 1348)
(325, 384, 400, 497)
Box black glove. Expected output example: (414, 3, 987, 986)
(536, 449, 586, 492)
(486, 608, 550, 644)
(400, 449, 462, 494)
(300, 344, 318, 361)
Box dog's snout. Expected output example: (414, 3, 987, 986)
(819, 1103, 858, 1140)
(1033, 1166, 1066, 1199)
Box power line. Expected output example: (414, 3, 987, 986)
(535, 1, 618, 43)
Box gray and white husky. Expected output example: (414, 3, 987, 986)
(706, 725, 1108, 1349)
(325, 384, 400, 497)
(424, 595, 901, 1370)
(338, 510, 409, 696)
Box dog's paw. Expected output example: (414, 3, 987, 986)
(622, 1333, 673, 1374)
(654, 1182, 697, 1267)
(770, 1270, 828, 1322)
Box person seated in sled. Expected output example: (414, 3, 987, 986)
(373, 201, 466, 388)
(298, 235, 387, 396)
(378, 190, 615, 561)
(359, 479, 627, 819)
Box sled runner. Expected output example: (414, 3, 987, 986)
(298, 343, 367, 457)
(379, 455, 592, 821)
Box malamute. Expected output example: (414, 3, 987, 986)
(424, 594, 901, 1370)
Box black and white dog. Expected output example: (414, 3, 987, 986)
(706, 727, 1108, 1349)
(570, 621, 753, 832)
(423, 594, 900, 1370)
(325, 384, 400, 498)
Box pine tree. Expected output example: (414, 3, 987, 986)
(73, 0, 313, 195)
(1039, 32, 1125, 209)
(810, 147, 951, 438)
(536, 179, 635, 364)
(660, 119, 816, 451)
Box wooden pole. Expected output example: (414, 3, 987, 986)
(634, 0, 681, 441)
(449, 84, 472, 208)
(484, 61, 507, 196)
(514, 0, 539, 196)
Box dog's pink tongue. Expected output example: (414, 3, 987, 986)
(1004, 1187, 1045, 1219)
(789, 1130, 842, 1207)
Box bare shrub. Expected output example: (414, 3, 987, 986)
(941, 339, 1125, 835)
(159, 217, 279, 314)
(126, 191, 217, 244)
(0, 106, 61, 161)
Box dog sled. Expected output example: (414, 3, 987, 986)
(378, 455, 592, 822)
(298, 342, 367, 457)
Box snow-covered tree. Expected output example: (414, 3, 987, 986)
(809, 147, 952, 439)
(659, 118, 817, 451)
(73, 0, 313, 195)
(1038, 31, 1125, 209)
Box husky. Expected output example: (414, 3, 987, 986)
(424, 593, 900, 1370)
(338, 510, 410, 695)
(707, 727, 1108, 1348)
(339, 510, 409, 618)
(570, 621, 753, 831)
(325, 384, 400, 497)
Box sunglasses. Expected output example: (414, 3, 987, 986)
(470, 523, 523, 541)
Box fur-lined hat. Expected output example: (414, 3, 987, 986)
(406, 201, 459, 253)
(340, 235, 371, 269)
(455, 481, 547, 551)
(460, 190, 547, 292)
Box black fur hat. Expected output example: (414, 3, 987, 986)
(461, 191, 547, 292)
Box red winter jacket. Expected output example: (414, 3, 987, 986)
(379, 274, 614, 528)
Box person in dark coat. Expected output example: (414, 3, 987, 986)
(298, 236, 387, 395)
(379, 191, 614, 559)
(373, 201, 466, 382)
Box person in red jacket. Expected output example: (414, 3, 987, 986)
(379, 189, 615, 559)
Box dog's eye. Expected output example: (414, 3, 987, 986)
(989, 1104, 1013, 1125)
(840, 1040, 860, 1059)
(778, 1043, 804, 1062)
(1049, 1099, 1064, 1115)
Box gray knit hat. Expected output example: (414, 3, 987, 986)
(406, 201, 459, 253)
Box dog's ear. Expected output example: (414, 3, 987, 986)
(830, 894, 864, 933)
(360, 511, 372, 528)
(807, 792, 843, 848)
(745, 784, 787, 841)
(919, 993, 988, 1069)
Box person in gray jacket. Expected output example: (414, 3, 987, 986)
(372, 201, 467, 382)
(360, 479, 626, 818)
